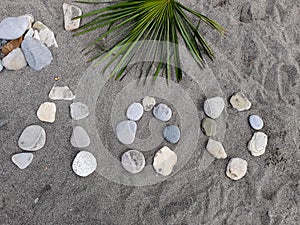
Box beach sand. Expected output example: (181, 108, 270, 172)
(0, 0, 299, 224)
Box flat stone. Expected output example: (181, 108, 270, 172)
(49, 86, 75, 100)
(72, 151, 97, 177)
(126, 102, 143, 121)
(32, 21, 58, 47)
(21, 37, 53, 71)
(153, 103, 172, 122)
(230, 92, 252, 111)
(204, 96, 225, 119)
(163, 125, 181, 144)
(153, 146, 177, 176)
(2, 48, 27, 70)
(18, 125, 46, 151)
(116, 120, 137, 145)
(24, 28, 34, 39)
(206, 139, 227, 159)
(2, 36, 23, 55)
(248, 132, 268, 156)
(121, 150, 145, 174)
(249, 115, 264, 130)
(12, 153, 33, 169)
(70, 126, 90, 148)
(70, 102, 89, 120)
(37, 102, 56, 123)
(142, 96, 156, 111)
(202, 118, 217, 136)
(0, 15, 33, 40)
(226, 158, 248, 181)
(63, 3, 82, 31)
(0, 60, 3, 72)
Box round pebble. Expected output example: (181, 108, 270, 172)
(37, 102, 56, 123)
(12, 153, 33, 169)
(116, 120, 137, 145)
(142, 96, 156, 111)
(70, 102, 89, 120)
(204, 97, 225, 119)
(202, 118, 217, 136)
(70, 126, 90, 148)
(249, 115, 264, 130)
(248, 132, 268, 156)
(126, 102, 143, 121)
(153, 103, 172, 122)
(226, 158, 248, 181)
(121, 150, 145, 174)
(230, 92, 252, 111)
(163, 125, 181, 144)
(72, 151, 97, 177)
(18, 125, 46, 151)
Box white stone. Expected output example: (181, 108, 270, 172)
(116, 120, 137, 145)
(230, 92, 252, 111)
(206, 139, 227, 159)
(153, 103, 172, 122)
(226, 158, 248, 181)
(72, 151, 97, 177)
(18, 125, 46, 151)
(121, 150, 145, 174)
(70, 126, 90, 148)
(2, 48, 27, 70)
(126, 102, 143, 121)
(24, 28, 34, 39)
(70, 102, 89, 120)
(0, 15, 33, 40)
(204, 97, 225, 119)
(49, 86, 75, 100)
(248, 132, 268, 156)
(33, 30, 40, 40)
(142, 96, 156, 111)
(32, 21, 58, 47)
(153, 146, 177, 176)
(37, 102, 56, 123)
(63, 3, 82, 31)
(12, 153, 33, 169)
(249, 115, 264, 130)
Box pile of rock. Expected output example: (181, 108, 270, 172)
(0, 14, 56, 72)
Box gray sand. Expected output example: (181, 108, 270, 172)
(0, 0, 299, 224)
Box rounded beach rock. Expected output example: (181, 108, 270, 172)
(49, 86, 75, 100)
(70, 126, 90, 148)
(206, 139, 227, 159)
(12, 153, 33, 169)
(2, 48, 27, 70)
(116, 120, 137, 145)
(37, 102, 56, 123)
(0, 15, 33, 40)
(248, 132, 268, 156)
(249, 115, 264, 130)
(126, 102, 143, 121)
(63, 3, 82, 31)
(201, 118, 217, 136)
(153, 103, 172, 122)
(70, 102, 89, 120)
(121, 150, 145, 174)
(18, 125, 46, 151)
(153, 146, 177, 176)
(226, 158, 248, 181)
(230, 92, 252, 111)
(32, 21, 58, 48)
(163, 125, 181, 144)
(72, 151, 97, 177)
(142, 96, 156, 111)
(204, 96, 225, 119)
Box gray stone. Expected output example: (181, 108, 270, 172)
(204, 96, 225, 119)
(0, 15, 33, 40)
(249, 115, 264, 130)
(0, 60, 3, 72)
(206, 139, 227, 159)
(153, 103, 172, 122)
(121, 150, 145, 174)
(202, 118, 217, 136)
(21, 37, 53, 71)
(2, 48, 27, 70)
(153, 146, 177, 176)
(72, 151, 97, 177)
(163, 125, 181, 144)
(18, 125, 46, 151)
(12, 153, 33, 169)
(0, 118, 7, 128)
(116, 120, 137, 145)
(70, 126, 90, 148)
(37, 102, 56, 123)
(32, 21, 58, 48)
(226, 158, 248, 181)
(142, 96, 156, 111)
(70, 102, 89, 120)
(63, 3, 82, 31)
(126, 102, 143, 121)
(49, 86, 75, 100)
(248, 132, 268, 156)
(230, 92, 252, 111)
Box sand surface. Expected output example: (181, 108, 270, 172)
(0, 0, 299, 224)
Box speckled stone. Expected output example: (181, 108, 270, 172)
(70, 126, 90, 148)
(121, 150, 145, 174)
(249, 115, 264, 130)
(153, 103, 172, 122)
(153, 146, 177, 176)
(116, 120, 137, 145)
(230, 92, 252, 111)
(163, 125, 181, 144)
(72, 151, 97, 177)
(126, 102, 143, 121)
(12, 153, 33, 169)
(70, 102, 89, 120)
(202, 118, 217, 136)
(248, 132, 268, 156)
(204, 97, 225, 119)
(226, 158, 248, 181)
(18, 125, 46, 151)
(63, 3, 82, 31)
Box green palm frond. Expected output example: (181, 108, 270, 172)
(74, 0, 226, 81)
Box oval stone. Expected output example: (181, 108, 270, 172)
(116, 120, 137, 145)
(153, 103, 172, 122)
(70, 126, 90, 148)
(0, 15, 32, 40)
(12, 153, 34, 169)
(70, 102, 89, 120)
(204, 96, 225, 119)
(226, 158, 248, 181)
(249, 115, 264, 130)
(121, 150, 145, 174)
(201, 118, 217, 137)
(72, 151, 97, 177)
(126, 102, 143, 121)
(163, 125, 181, 144)
(248, 132, 268, 156)
(18, 125, 46, 151)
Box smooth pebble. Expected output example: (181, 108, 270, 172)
(32, 21, 58, 47)
(226, 158, 248, 181)
(230, 92, 252, 111)
(204, 96, 225, 119)
(206, 139, 227, 159)
(49, 86, 75, 100)
(70, 126, 90, 148)
(126, 103, 143, 121)
(121, 150, 145, 174)
(0, 15, 33, 40)
(72, 151, 97, 177)
(37, 102, 56, 123)
(2, 48, 27, 70)
(249, 115, 264, 130)
(116, 120, 137, 145)
(142, 96, 156, 111)
(12, 153, 33, 169)
(153, 103, 172, 122)
(70, 102, 89, 120)
(63, 3, 82, 31)
(202, 118, 217, 136)
(163, 125, 181, 144)
(153, 146, 177, 176)
(18, 125, 46, 151)
(248, 132, 268, 156)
